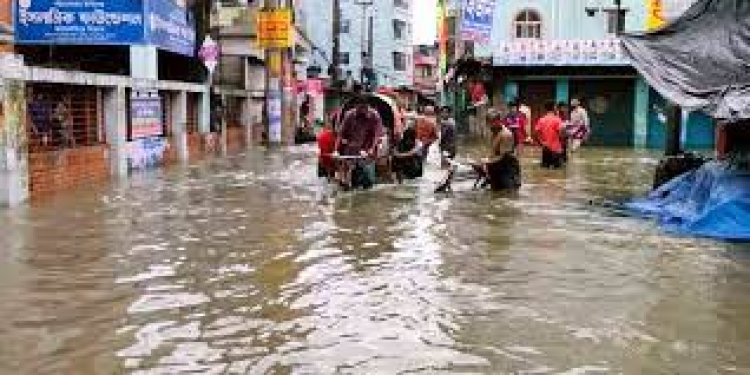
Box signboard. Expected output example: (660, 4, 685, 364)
(15, 0, 145, 44)
(130, 90, 163, 139)
(648, 0, 695, 30)
(461, 0, 496, 43)
(257, 9, 293, 49)
(145, 0, 196, 56)
(127, 137, 168, 170)
(198, 35, 219, 74)
(494, 39, 629, 67)
(437, 0, 448, 87)
(14, 0, 196, 56)
(646, 0, 666, 30)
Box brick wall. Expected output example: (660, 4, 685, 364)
(28, 146, 109, 199)
(225, 127, 246, 154)
(187, 132, 220, 162)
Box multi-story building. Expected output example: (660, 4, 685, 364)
(301, 0, 414, 89)
(463, 0, 709, 149)
(0, 0, 274, 206)
(413, 44, 438, 102)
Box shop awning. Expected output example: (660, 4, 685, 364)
(621, 0, 750, 121)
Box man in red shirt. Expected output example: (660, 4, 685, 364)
(535, 101, 565, 169)
(416, 106, 438, 160)
(317, 119, 336, 180)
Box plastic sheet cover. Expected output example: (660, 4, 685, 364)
(620, 0, 750, 121)
(625, 162, 750, 241)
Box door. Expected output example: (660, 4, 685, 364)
(571, 79, 635, 147)
(518, 80, 556, 127)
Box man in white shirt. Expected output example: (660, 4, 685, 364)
(568, 98, 591, 151)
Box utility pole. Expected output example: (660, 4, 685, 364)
(367, 15, 374, 89)
(263, 0, 294, 145)
(614, 0, 623, 36)
(331, 0, 341, 85)
(355, 0, 373, 86)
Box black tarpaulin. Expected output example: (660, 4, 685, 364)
(621, 0, 750, 121)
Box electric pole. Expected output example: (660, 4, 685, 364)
(331, 0, 341, 85)
(263, 0, 295, 145)
(355, 0, 373, 86)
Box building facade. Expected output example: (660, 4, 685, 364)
(0, 0, 276, 206)
(484, 0, 711, 149)
(413, 44, 438, 101)
(301, 0, 414, 88)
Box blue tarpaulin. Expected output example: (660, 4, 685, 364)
(625, 162, 750, 241)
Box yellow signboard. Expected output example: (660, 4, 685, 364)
(257, 9, 294, 49)
(646, 0, 666, 30)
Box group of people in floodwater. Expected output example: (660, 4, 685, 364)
(317, 93, 590, 191)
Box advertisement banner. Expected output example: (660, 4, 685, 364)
(127, 137, 168, 170)
(145, 0, 196, 56)
(267, 86, 282, 143)
(15, 0, 145, 44)
(437, 0, 447, 77)
(460, 0, 496, 43)
(494, 39, 629, 66)
(257, 9, 293, 49)
(646, 0, 666, 30)
(130, 91, 163, 139)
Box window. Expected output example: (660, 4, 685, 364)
(394, 0, 408, 9)
(418, 45, 433, 56)
(513, 9, 542, 39)
(340, 19, 350, 34)
(605, 9, 627, 35)
(339, 52, 350, 65)
(421, 65, 433, 78)
(393, 52, 406, 71)
(393, 19, 407, 40)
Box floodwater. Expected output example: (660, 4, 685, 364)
(0, 145, 748, 374)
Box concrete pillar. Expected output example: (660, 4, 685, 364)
(130, 46, 158, 80)
(555, 78, 570, 104)
(633, 77, 650, 148)
(170, 91, 189, 162)
(198, 89, 211, 134)
(504, 81, 519, 102)
(679, 109, 689, 150)
(103, 86, 128, 177)
(0, 79, 28, 207)
(240, 97, 253, 147)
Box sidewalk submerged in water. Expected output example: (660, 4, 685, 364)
(624, 161, 750, 242)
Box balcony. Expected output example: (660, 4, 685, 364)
(414, 54, 437, 67)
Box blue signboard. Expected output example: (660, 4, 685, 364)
(145, 0, 196, 56)
(461, 0, 495, 43)
(15, 0, 145, 44)
(14, 0, 195, 56)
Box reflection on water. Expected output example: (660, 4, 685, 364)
(0, 145, 748, 374)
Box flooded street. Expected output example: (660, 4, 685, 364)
(1, 145, 749, 374)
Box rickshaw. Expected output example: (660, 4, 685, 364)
(334, 93, 400, 188)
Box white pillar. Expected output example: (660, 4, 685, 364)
(198, 89, 211, 134)
(103, 86, 128, 177)
(0, 79, 29, 207)
(170, 91, 189, 162)
(241, 97, 253, 147)
(130, 46, 158, 81)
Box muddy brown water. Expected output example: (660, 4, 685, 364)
(0, 145, 748, 374)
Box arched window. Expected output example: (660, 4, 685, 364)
(513, 9, 542, 39)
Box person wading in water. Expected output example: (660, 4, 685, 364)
(334, 96, 383, 189)
(392, 125, 424, 183)
(568, 98, 591, 152)
(536, 101, 565, 169)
